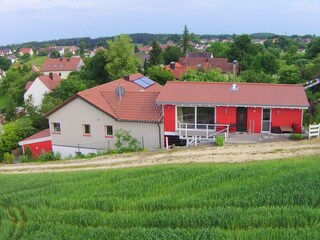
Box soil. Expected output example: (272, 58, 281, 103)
(1, 138, 320, 174)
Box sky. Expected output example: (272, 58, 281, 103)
(0, 0, 320, 46)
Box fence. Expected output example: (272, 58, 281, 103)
(308, 123, 320, 139)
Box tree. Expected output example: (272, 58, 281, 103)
(163, 46, 182, 65)
(105, 34, 140, 80)
(148, 40, 163, 66)
(50, 50, 60, 58)
(24, 95, 48, 130)
(83, 49, 109, 84)
(251, 52, 279, 74)
(239, 70, 276, 83)
(182, 25, 190, 54)
(0, 57, 11, 71)
(206, 42, 231, 58)
(79, 40, 87, 55)
(146, 66, 174, 85)
(40, 94, 63, 114)
(278, 65, 302, 84)
(306, 38, 320, 59)
(180, 69, 225, 82)
(19, 53, 30, 63)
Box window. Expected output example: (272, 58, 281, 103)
(83, 124, 91, 136)
(177, 106, 215, 130)
(59, 73, 62, 76)
(105, 125, 113, 137)
(52, 122, 61, 134)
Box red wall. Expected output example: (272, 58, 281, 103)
(271, 108, 302, 133)
(216, 106, 237, 132)
(164, 105, 176, 132)
(247, 107, 262, 133)
(23, 140, 52, 158)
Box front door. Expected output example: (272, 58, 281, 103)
(236, 107, 247, 132)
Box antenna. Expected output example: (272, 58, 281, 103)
(115, 86, 126, 103)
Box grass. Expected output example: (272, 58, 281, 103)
(0, 156, 320, 239)
(24, 56, 48, 67)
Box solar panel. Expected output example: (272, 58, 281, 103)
(133, 77, 156, 88)
(133, 79, 149, 88)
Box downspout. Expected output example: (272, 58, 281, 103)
(158, 122, 162, 149)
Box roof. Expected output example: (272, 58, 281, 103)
(25, 74, 61, 91)
(7, 54, 17, 60)
(165, 62, 190, 79)
(19, 129, 51, 145)
(46, 74, 163, 122)
(41, 57, 82, 72)
(156, 81, 309, 109)
(179, 57, 240, 74)
(19, 48, 32, 54)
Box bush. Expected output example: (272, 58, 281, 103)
(3, 152, 14, 164)
(37, 151, 61, 162)
(215, 136, 224, 147)
(290, 134, 304, 141)
(115, 129, 141, 153)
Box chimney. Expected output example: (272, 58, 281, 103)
(49, 72, 53, 80)
(67, 58, 70, 62)
(230, 60, 239, 91)
(124, 75, 130, 81)
(60, 58, 62, 61)
(170, 62, 175, 70)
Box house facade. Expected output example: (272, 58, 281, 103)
(19, 48, 34, 56)
(41, 57, 84, 79)
(156, 81, 309, 145)
(24, 73, 61, 107)
(45, 74, 164, 158)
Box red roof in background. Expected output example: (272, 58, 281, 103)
(19, 48, 32, 54)
(41, 57, 83, 72)
(165, 62, 192, 79)
(156, 81, 309, 108)
(20, 129, 51, 143)
(179, 57, 240, 74)
(25, 74, 61, 91)
(47, 74, 163, 122)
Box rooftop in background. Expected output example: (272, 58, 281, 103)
(41, 57, 83, 72)
(156, 81, 309, 109)
(25, 73, 61, 91)
(46, 73, 163, 122)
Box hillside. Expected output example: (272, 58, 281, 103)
(0, 155, 320, 239)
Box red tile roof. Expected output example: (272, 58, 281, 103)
(156, 81, 309, 108)
(20, 129, 51, 143)
(46, 74, 163, 122)
(19, 48, 32, 54)
(41, 57, 83, 72)
(165, 62, 192, 79)
(25, 74, 61, 91)
(179, 57, 240, 74)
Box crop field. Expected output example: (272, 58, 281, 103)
(0, 155, 320, 239)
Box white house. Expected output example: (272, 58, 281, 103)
(24, 73, 61, 107)
(41, 57, 83, 79)
(7, 54, 18, 63)
(45, 73, 164, 158)
(19, 48, 34, 56)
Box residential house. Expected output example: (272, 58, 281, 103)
(165, 62, 190, 79)
(7, 54, 18, 63)
(0, 48, 12, 56)
(156, 81, 309, 146)
(45, 73, 164, 158)
(41, 57, 84, 79)
(19, 48, 34, 56)
(18, 129, 52, 158)
(24, 73, 61, 107)
(47, 46, 65, 56)
(186, 52, 213, 58)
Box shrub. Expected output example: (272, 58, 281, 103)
(24, 146, 33, 159)
(115, 129, 141, 153)
(215, 136, 224, 147)
(37, 151, 61, 162)
(20, 155, 32, 163)
(290, 134, 304, 141)
(3, 152, 14, 164)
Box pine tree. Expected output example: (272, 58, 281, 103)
(182, 25, 190, 54)
(148, 40, 163, 66)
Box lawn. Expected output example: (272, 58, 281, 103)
(0, 156, 320, 239)
(24, 56, 48, 68)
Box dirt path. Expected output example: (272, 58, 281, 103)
(1, 139, 320, 174)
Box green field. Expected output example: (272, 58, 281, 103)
(1, 156, 320, 239)
(24, 56, 48, 68)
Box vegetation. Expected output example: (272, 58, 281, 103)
(145, 66, 174, 85)
(114, 129, 141, 153)
(180, 68, 226, 82)
(0, 156, 320, 238)
(215, 136, 224, 146)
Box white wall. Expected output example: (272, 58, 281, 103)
(43, 70, 71, 79)
(24, 78, 50, 107)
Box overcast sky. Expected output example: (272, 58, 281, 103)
(0, 0, 319, 46)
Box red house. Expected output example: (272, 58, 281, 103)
(19, 129, 52, 158)
(156, 81, 309, 145)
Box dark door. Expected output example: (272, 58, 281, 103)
(236, 107, 247, 132)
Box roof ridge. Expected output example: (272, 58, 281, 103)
(166, 81, 303, 87)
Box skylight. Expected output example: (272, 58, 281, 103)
(133, 77, 156, 89)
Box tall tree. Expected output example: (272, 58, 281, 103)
(0, 57, 11, 71)
(148, 40, 163, 66)
(163, 46, 183, 64)
(105, 35, 139, 80)
(146, 66, 174, 85)
(182, 25, 190, 54)
(278, 65, 302, 84)
(206, 42, 231, 58)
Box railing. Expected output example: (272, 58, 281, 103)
(177, 121, 230, 140)
(308, 123, 320, 139)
